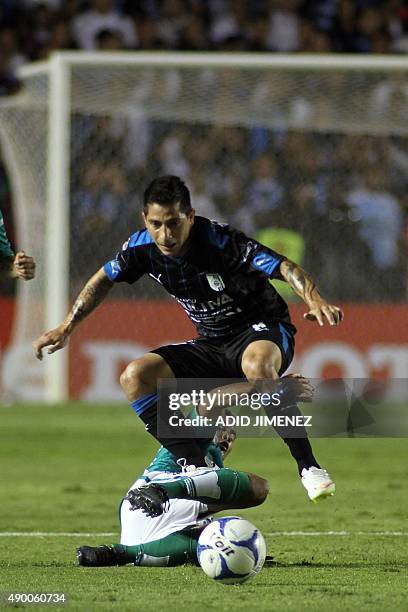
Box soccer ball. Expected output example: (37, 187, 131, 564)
(197, 516, 266, 584)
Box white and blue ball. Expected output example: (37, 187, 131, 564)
(197, 516, 266, 584)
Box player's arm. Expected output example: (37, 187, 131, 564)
(0, 216, 35, 280)
(33, 267, 113, 360)
(279, 259, 343, 326)
(223, 225, 343, 326)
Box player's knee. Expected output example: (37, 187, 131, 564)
(120, 358, 153, 393)
(242, 354, 278, 382)
(248, 473, 269, 506)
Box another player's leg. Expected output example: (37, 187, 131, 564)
(126, 471, 269, 518)
(119, 353, 207, 467)
(240, 339, 335, 502)
(77, 532, 198, 567)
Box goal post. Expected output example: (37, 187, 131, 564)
(0, 51, 406, 403)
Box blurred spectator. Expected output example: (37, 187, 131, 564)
(178, 16, 210, 51)
(331, 0, 357, 52)
(353, 6, 388, 53)
(189, 168, 225, 222)
(233, 154, 284, 234)
(95, 28, 125, 50)
(369, 75, 408, 126)
(157, 0, 189, 48)
(209, 0, 246, 46)
(301, 0, 338, 33)
(389, 2, 408, 53)
(27, 2, 55, 56)
(74, 115, 126, 170)
(158, 127, 190, 177)
(280, 134, 328, 214)
(0, 55, 20, 96)
(346, 165, 403, 271)
(72, 0, 138, 50)
(136, 18, 163, 50)
(71, 159, 132, 258)
(299, 22, 332, 52)
(37, 19, 77, 58)
(267, 0, 303, 52)
(248, 154, 283, 213)
(246, 13, 270, 51)
(23, 0, 62, 8)
(0, 27, 27, 73)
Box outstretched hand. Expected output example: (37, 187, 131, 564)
(304, 300, 344, 327)
(33, 326, 70, 360)
(13, 251, 36, 280)
(280, 373, 315, 403)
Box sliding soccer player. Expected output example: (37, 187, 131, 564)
(77, 427, 269, 567)
(33, 175, 343, 502)
(0, 209, 35, 281)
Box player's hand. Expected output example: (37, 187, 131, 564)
(13, 251, 36, 280)
(281, 373, 314, 403)
(33, 326, 70, 360)
(304, 300, 343, 327)
(213, 425, 236, 458)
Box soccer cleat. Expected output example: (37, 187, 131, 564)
(301, 466, 335, 503)
(125, 484, 170, 518)
(76, 545, 129, 567)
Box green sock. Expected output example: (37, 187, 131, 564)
(156, 468, 251, 505)
(114, 532, 198, 567)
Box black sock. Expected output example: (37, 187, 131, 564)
(265, 402, 320, 475)
(283, 436, 320, 476)
(138, 404, 208, 467)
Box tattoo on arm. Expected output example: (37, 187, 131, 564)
(66, 272, 113, 328)
(280, 260, 321, 305)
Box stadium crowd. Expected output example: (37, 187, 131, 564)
(0, 0, 407, 61)
(0, 0, 407, 301)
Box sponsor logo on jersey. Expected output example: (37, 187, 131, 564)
(206, 273, 225, 292)
(252, 322, 268, 331)
(110, 260, 122, 275)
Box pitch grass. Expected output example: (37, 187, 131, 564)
(0, 404, 407, 611)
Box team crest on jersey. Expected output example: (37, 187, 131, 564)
(206, 273, 225, 292)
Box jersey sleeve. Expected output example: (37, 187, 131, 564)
(0, 211, 14, 258)
(103, 237, 146, 284)
(220, 224, 286, 280)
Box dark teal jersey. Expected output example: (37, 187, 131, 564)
(0, 210, 14, 258)
(144, 442, 224, 475)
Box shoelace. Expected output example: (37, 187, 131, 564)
(177, 458, 198, 473)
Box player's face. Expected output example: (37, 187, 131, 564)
(143, 202, 195, 257)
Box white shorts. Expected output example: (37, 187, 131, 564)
(119, 470, 210, 546)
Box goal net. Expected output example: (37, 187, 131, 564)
(0, 52, 406, 402)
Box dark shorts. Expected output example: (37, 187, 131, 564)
(151, 320, 295, 380)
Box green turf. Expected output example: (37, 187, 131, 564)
(0, 404, 407, 611)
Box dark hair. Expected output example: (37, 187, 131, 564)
(143, 175, 192, 214)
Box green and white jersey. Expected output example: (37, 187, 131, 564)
(144, 442, 224, 476)
(0, 210, 14, 258)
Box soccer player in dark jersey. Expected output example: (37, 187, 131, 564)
(0, 209, 35, 281)
(33, 176, 343, 502)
